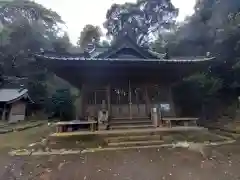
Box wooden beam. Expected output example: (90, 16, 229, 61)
(128, 79, 132, 120)
(169, 85, 176, 117)
(144, 85, 150, 115)
(107, 84, 111, 116)
(81, 84, 86, 118)
(94, 91, 97, 105)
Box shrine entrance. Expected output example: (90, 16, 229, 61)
(111, 81, 149, 119)
(83, 80, 176, 120)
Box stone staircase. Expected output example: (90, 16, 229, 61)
(105, 133, 164, 147)
(106, 117, 162, 147)
(109, 117, 153, 130)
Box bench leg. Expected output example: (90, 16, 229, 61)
(168, 121, 172, 128)
(57, 126, 63, 133)
(68, 126, 73, 132)
(184, 122, 188, 126)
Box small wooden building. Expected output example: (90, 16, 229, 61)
(0, 88, 32, 123)
(35, 34, 216, 129)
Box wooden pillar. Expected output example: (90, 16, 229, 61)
(128, 79, 132, 120)
(94, 91, 97, 105)
(81, 84, 86, 119)
(151, 107, 158, 127)
(75, 96, 80, 120)
(107, 84, 111, 116)
(169, 85, 176, 117)
(1, 105, 6, 121)
(144, 85, 150, 116)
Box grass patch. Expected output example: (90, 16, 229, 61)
(0, 120, 46, 133)
(162, 131, 228, 143)
(51, 130, 229, 149)
(13, 121, 45, 131)
(0, 124, 52, 152)
(49, 134, 107, 150)
(0, 123, 106, 153)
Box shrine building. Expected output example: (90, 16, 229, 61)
(35, 34, 215, 130)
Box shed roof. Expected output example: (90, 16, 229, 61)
(0, 88, 32, 103)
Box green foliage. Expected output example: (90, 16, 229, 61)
(46, 89, 75, 121)
(28, 72, 48, 109)
(0, 0, 64, 27)
(0, 63, 4, 87)
(174, 73, 222, 104)
(157, 0, 240, 58)
(0, 0, 72, 111)
(52, 33, 71, 53)
(184, 73, 222, 98)
(77, 24, 102, 49)
(150, 0, 240, 119)
(231, 61, 240, 88)
(104, 0, 178, 45)
(173, 73, 222, 117)
(0, 0, 69, 73)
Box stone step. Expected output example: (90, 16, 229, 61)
(110, 120, 152, 125)
(106, 134, 162, 143)
(111, 117, 149, 120)
(108, 140, 164, 147)
(110, 124, 154, 130)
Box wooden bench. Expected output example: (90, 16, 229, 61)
(55, 120, 97, 133)
(162, 118, 198, 128)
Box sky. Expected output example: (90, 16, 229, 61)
(34, 0, 196, 44)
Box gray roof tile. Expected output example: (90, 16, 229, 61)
(0, 89, 29, 102)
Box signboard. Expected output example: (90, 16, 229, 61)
(152, 108, 157, 113)
(160, 104, 170, 112)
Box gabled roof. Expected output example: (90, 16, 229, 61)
(34, 33, 215, 63)
(0, 88, 33, 104)
(95, 34, 162, 59)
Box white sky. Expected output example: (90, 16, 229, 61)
(34, 0, 196, 44)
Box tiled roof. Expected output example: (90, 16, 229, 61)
(34, 33, 215, 63)
(89, 47, 109, 58)
(0, 88, 30, 103)
(94, 35, 160, 59)
(35, 53, 215, 63)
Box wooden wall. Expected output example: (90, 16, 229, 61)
(76, 83, 176, 119)
(8, 101, 26, 123)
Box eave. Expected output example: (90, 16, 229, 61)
(35, 54, 215, 63)
(35, 53, 216, 88)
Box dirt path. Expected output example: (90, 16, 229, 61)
(1, 142, 240, 180)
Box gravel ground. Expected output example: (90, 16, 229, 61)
(1, 141, 240, 180)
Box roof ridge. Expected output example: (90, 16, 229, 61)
(94, 34, 160, 59)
